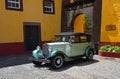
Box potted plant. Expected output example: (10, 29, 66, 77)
(99, 45, 120, 58)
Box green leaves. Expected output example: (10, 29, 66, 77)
(100, 45, 120, 53)
(83, 15, 91, 33)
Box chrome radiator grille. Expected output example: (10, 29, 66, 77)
(42, 44, 49, 58)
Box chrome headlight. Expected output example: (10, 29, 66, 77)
(48, 46, 53, 52)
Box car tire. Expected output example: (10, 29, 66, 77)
(51, 54, 64, 69)
(86, 50, 94, 60)
(32, 61, 41, 66)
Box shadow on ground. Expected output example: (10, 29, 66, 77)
(35, 58, 99, 71)
(0, 54, 31, 68)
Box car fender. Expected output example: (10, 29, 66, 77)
(85, 46, 90, 57)
(48, 50, 64, 58)
(85, 46, 95, 56)
(32, 49, 43, 58)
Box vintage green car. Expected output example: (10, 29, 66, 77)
(29, 32, 95, 69)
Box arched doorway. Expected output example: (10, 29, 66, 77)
(73, 14, 90, 33)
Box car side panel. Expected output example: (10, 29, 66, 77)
(66, 42, 89, 57)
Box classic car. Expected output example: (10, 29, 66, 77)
(29, 32, 95, 69)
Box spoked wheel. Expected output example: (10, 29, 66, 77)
(51, 54, 64, 69)
(86, 50, 94, 60)
(32, 61, 41, 66)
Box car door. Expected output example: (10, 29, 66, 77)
(71, 43, 83, 56)
(70, 35, 89, 57)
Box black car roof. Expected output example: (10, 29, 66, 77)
(55, 32, 91, 36)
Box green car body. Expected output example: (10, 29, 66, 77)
(29, 32, 95, 68)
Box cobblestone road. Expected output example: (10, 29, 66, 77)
(0, 54, 120, 79)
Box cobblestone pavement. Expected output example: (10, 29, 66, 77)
(0, 54, 120, 79)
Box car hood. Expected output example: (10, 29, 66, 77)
(46, 42, 69, 46)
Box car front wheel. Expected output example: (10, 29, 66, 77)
(51, 54, 64, 69)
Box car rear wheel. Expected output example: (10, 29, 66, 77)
(51, 54, 64, 69)
(86, 50, 94, 60)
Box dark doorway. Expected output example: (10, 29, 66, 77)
(23, 22, 41, 51)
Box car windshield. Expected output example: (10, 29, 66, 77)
(54, 35, 80, 43)
(54, 32, 91, 43)
(54, 36, 70, 42)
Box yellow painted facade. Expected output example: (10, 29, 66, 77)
(101, 0, 120, 42)
(0, 0, 62, 43)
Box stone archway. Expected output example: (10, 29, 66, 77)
(74, 14, 85, 32)
(73, 13, 90, 33)
(66, 6, 93, 33)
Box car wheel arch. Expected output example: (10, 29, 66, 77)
(85, 46, 94, 60)
(49, 51, 65, 59)
(85, 46, 94, 56)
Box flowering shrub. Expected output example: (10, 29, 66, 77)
(100, 45, 120, 53)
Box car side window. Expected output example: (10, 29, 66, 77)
(80, 36, 87, 43)
(69, 36, 80, 43)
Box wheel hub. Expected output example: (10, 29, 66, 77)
(56, 59, 61, 64)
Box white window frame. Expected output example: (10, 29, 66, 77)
(6, 0, 23, 11)
(43, 1, 55, 14)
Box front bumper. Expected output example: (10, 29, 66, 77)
(29, 57, 51, 63)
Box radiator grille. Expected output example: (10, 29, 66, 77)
(42, 44, 49, 58)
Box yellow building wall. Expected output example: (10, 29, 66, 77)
(101, 0, 120, 43)
(0, 0, 61, 43)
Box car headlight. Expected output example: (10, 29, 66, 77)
(48, 46, 53, 52)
